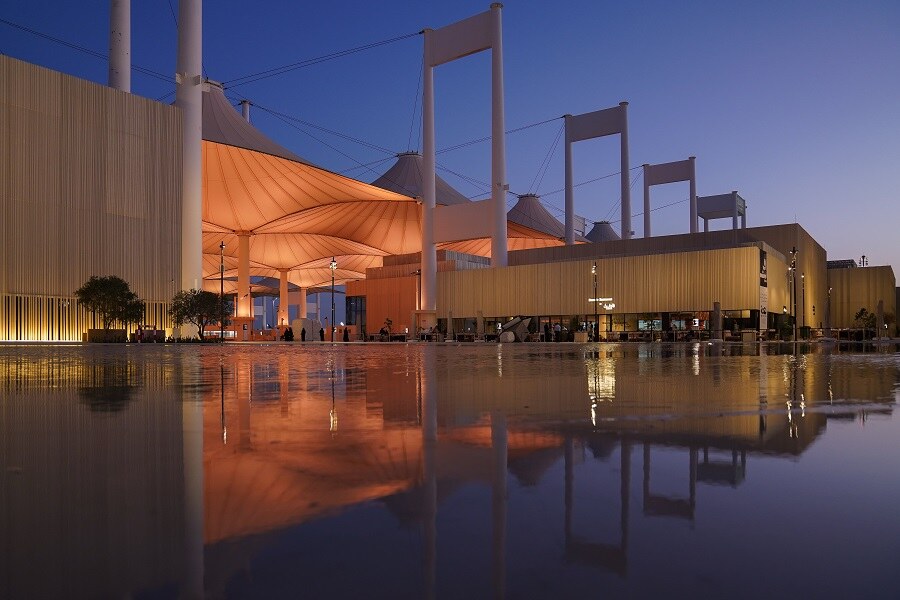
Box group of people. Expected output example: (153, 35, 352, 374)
(280, 325, 351, 342)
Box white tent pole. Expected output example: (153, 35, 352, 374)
(689, 155, 697, 233)
(564, 115, 574, 245)
(490, 3, 508, 267)
(108, 0, 130, 92)
(422, 30, 437, 312)
(240, 99, 251, 123)
(278, 269, 289, 327)
(237, 233, 251, 320)
(642, 163, 651, 237)
(619, 101, 631, 240)
(176, 0, 202, 291)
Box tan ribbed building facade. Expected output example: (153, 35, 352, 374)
(1, 56, 895, 341)
(1, 56, 181, 341)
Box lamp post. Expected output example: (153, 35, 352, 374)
(790, 246, 797, 341)
(801, 273, 805, 330)
(330, 257, 337, 342)
(219, 241, 225, 342)
(592, 262, 598, 341)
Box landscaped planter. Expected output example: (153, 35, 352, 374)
(86, 329, 127, 343)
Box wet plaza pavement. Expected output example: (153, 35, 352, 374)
(2, 342, 899, 598)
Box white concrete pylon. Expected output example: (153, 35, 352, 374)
(108, 0, 130, 92)
(176, 0, 203, 291)
(564, 102, 631, 243)
(422, 4, 508, 311)
(642, 157, 697, 237)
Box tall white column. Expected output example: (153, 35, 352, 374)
(564, 115, 574, 245)
(299, 287, 308, 320)
(689, 156, 697, 234)
(619, 102, 631, 240)
(422, 30, 437, 312)
(490, 3, 508, 266)
(237, 233, 251, 318)
(642, 163, 651, 237)
(177, 0, 203, 291)
(240, 99, 251, 122)
(108, 0, 130, 92)
(278, 269, 289, 327)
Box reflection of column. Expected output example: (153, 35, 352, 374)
(182, 357, 204, 598)
(564, 437, 573, 541)
(620, 440, 631, 552)
(491, 410, 508, 600)
(421, 347, 437, 600)
(689, 447, 697, 510)
(238, 356, 251, 451)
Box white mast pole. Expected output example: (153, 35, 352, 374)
(108, 0, 130, 92)
(422, 30, 437, 312)
(490, 3, 508, 266)
(176, 0, 203, 291)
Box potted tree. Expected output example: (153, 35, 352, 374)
(75, 275, 145, 343)
(169, 289, 233, 341)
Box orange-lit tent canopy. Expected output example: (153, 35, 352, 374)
(199, 83, 569, 293)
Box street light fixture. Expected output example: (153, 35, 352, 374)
(219, 240, 225, 342)
(330, 257, 337, 342)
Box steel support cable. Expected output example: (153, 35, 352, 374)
(254, 104, 396, 155)
(528, 121, 564, 194)
(436, 117, 561, 155)
(0, 17, 170, 82)
(407, 57, 424, 152)
(601, 167, 643, 222)
(221, 31, 421, 88)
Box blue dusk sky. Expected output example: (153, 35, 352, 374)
(3, 1, 899, 272)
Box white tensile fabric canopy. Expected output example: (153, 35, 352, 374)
(200, 83, 569, 293)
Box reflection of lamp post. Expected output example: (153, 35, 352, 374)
(219, 241, 225, 342)
(330, 257, 337, 342)
(592, 262, 598, 341)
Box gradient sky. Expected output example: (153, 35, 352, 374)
(3, 1, 899, 272)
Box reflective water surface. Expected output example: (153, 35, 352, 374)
(2, 342, 899, 599)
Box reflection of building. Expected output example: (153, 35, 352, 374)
(0, 352, 189, 597)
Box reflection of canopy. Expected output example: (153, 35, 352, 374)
(200, 83, 570, 293)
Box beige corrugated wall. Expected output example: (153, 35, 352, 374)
(438, 246, 781, 318)
(828, 266, 896, 332)
(1, 56, 181, 340)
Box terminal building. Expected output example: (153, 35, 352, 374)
(0, 5, 895, 342)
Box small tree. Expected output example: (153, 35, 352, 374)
(169, 289, 233, 340)
(75, 275, 145, 330)
(853, 308, 876, 330)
